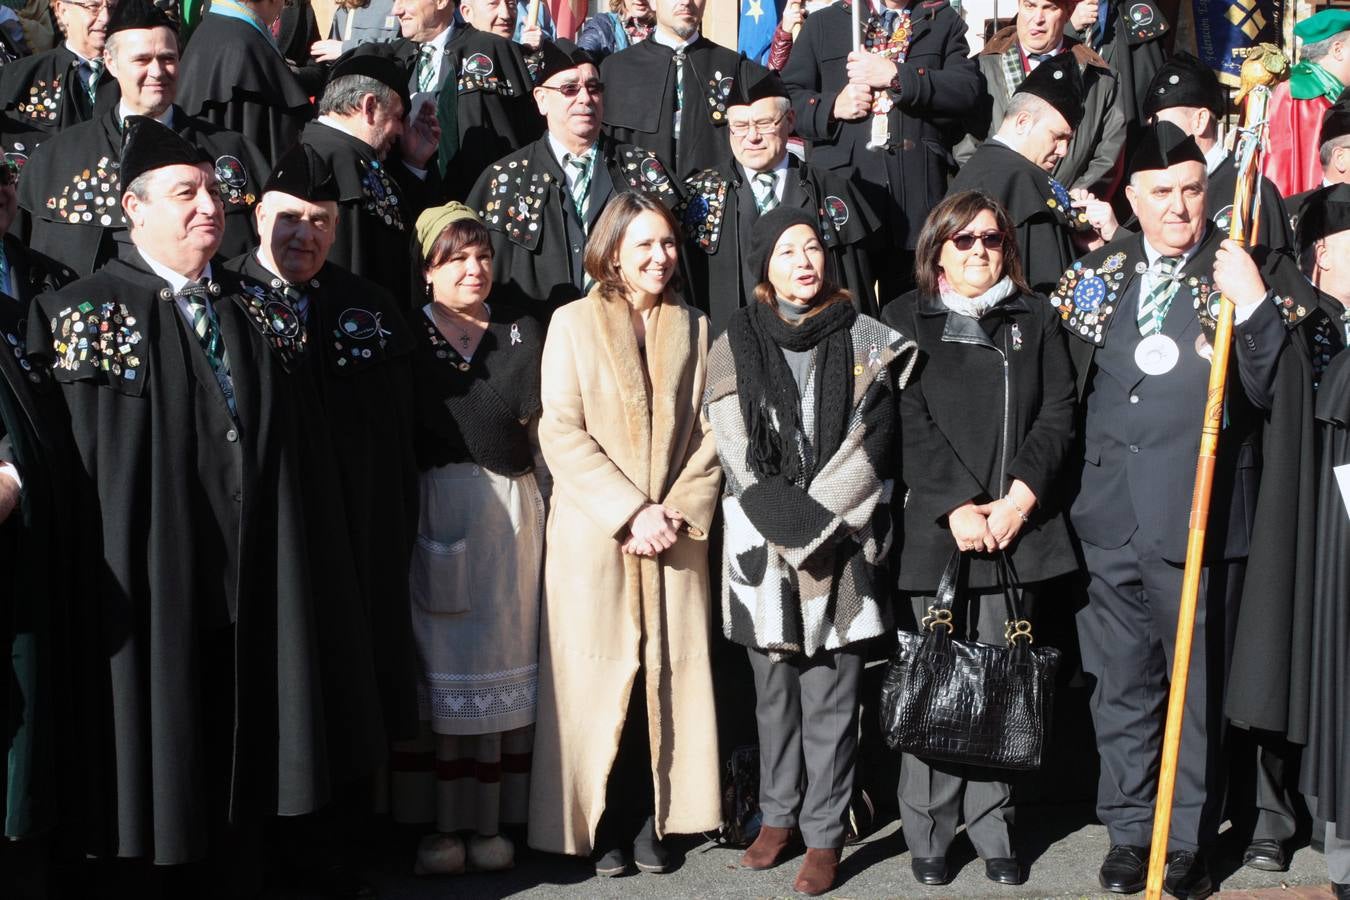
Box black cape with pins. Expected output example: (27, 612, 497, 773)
(1206, 157, 1294, 254)
(0, 237, 79, 841)
(224, 251, 423, 741)
(391, 23, 543, 201)
(1226, 252, 1346, 741)
(1299, 347, 1350, 840)
(16, 106, 268, 276)
(600, 34, 741, 181)
(177, 12, 315, 164)
(949, 139, 1082, 296)
(466, 133, 681, 320)
(678, 155, 879, 334)
(299, 120, 440, 307)
(0, 44, 119, 152)
(27, 253, 385, 864)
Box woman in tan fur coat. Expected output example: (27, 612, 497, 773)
(527, 192, 723, 876)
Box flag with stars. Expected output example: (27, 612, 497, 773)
(739, 0, 780, 65)
(1191, 0, 1284, 85)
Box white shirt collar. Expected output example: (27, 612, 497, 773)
(1142, 233, 1200, 270)
(138, 249, 211, 291)
(1024, 39, 1065, 66)
(653, 28, 699, 51)
(65, 42, 97, 65)
(316, 115, 375, 151)
(740, 154, 790, 190)
(425, 22, 454, 51)
(119, 102, 174, 128)
(1203, 141, 1228, 176)
(547, 132, 597, 167)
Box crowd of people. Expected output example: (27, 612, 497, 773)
(0, 0, 1348, 898)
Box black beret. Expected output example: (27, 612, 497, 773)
(534, 39, 597, 86)
(1297, 182, 1350, 250)
(1127, 121, 1206, 179)
(1013, 52, 1085, 130)
(326, 44, 412, 118)
(726, 58, 788, 109)
(1142, 51, 1225, 119)
(747, 206, 820, 284)
(1321, 88, 1350, 146)
(120, 115, 212, 188)
(264, 142, 339, 203)
(106, 0, 177, 37)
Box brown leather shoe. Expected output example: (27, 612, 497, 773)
(739, 825, 796, 870)
(793, 847, 841, 896)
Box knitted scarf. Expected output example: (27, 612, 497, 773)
(727, 298, 857, 486)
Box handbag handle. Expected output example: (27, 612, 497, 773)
(995, 552, 1035, 646)
(921, 549, 964, 634)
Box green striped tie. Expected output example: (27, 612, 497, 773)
(1137, 256, 1182, 336)
(752, 172, 778, 213)
(416, 44, 437, 92)
(673, 51, 684, 148)
(564, 151, 594, 227)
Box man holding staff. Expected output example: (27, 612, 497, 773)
(1049, 121, 1286, 899)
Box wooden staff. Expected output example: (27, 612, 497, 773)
(525, 0, 541, 29)
(1142, 46, 1287, 900)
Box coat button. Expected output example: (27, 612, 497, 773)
(226, 428, 239, 442)
(1128, 444, 1139, 453)
(232, 490, 242, 502)
(1129, 395, 1139, 404)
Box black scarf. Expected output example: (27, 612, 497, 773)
(728, 299, 856, 485)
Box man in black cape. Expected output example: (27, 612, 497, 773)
(1065, 0, 1166, 145)
(782, 0, 982, 296)
(1051, 123, 1286, 897)
(678, 59, 877, 333)
(1224, 182, 1350, 874)
(599, 0, 741, 182)
(224, 141, 422, 753)
(0, 156, 83, 894)
(389, 0, 542, 198)
(26, 117, 385, 886)
(950, 53, 1106, 296)
(1144, 51, 1293, 252)
(1295, 184, 1350, 896)
(15, 0, 268, 276)
(466, 39, 679, 319)
(302, 44, 441, 306)
(176, 0, 314, 164)
(0, 0, 119, 159)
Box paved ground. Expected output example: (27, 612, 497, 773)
(359, 803, 1335, 900)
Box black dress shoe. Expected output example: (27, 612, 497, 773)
(1333, 883, 1350, 900)
(594, 847, 629, 877)
(1098, 844, 1147, 893)
(633, 816, 670, 874)
(1162, 850, 1212, 900)
(984, 857, 1024, 885)
(910, 856, 951, 886)
(1241, 838, 1287, 872)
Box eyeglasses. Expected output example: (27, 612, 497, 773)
(728, 113, 787, 136)
(537, 80, 605, 98)
(62, 0, 118, 13)
(947, 230, 1005, 251)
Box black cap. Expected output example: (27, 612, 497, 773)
(326, 44, 411, 117)
(264, 143, 339, 203)
(1321, 88, 1350, 146)
(726, 58, 788, 109)
(1143, 51, 1225, 119)
(1127, 121, 1206, 179)
(747, 206, 820, 283)
(1297, 182, 1350, 250)
(1013, 52, 1085, 130)
(106, 0, 177, 37)
(534, 39, 597, 85)
(120, 115, 212, 187)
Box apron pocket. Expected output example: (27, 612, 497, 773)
(411, 534, 470, 615)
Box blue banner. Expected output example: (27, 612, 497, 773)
(739, 0, 781, 65)
(1192, 0, 1284, 85)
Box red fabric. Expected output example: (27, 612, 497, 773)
(550, 0, 581, 40)
(767, 26, 793, 71)
(1261, 80, 1332, 197)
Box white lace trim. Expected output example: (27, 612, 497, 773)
(418, 671, 538, 721)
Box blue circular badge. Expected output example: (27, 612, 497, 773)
(1048, 178, 1073, 211)
(685, 195, 709, 227)
(1074, 275, 1107, 312)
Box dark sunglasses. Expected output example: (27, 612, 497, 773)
(947, 230, 1005, 251)
(538, 80, 605, 98)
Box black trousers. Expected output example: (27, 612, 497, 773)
(594, 666, 655, 854)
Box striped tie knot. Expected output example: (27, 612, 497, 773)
(752, 171, 779, 213)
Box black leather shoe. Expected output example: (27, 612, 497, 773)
(1241, 838, 1287, 872)
(1333, 883, 1350, 900)
(984, 857, 1024, 885)
(1098, 844, 1147, 893)
(633, 816, 670, 874)
(910, 856, 951, 886)
(594, 847, 628, 877)
(1162, 850, 1213, 899)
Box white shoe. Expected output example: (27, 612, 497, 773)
(413, 832, 466, 876)
(468, 833, 516, 872)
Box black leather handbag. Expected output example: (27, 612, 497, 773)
(879, 550, 1061, 771)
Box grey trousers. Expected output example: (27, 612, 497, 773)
(896, 591, 1015, 859)
(747, 646, 863, 849)
(1077, 535, 1242, 851)
(1328, 821, 1350, 884)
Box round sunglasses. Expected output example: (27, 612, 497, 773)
(947, 230, 1005, 251)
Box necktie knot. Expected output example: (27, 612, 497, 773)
(879, 9, 899, 33)
(564, 151, 593, 173)
(1028, 51, 1055, 63)
(177, 279, 213, 303)
(752, 171, 779, 213)
(1156, 256, 1182, 278)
